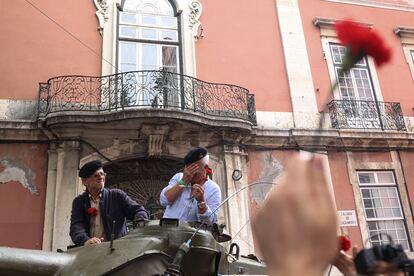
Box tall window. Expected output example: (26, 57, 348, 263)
(117, 0, 180, 107)
(358, 171, 410, 250)
(330, 44, 374, 101)
(118, 0, 180, 73)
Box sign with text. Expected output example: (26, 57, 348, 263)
(338, 210, 358, 227)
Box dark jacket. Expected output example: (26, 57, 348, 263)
(69, 188, 148, 246)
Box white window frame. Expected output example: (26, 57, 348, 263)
(358, 171, 411, 250)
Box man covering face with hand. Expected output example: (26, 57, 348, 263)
(160, 147, 221, 224)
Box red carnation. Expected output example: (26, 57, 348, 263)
(205, 165, 213, 176)
(338, 235, 351, 251)
(335, 20, 391, 71)
(87, 207, 98, 216)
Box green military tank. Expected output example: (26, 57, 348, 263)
(0, 218, 266, 275)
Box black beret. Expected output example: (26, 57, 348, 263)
(184, 147, 208, 165)
(79, 160, 103, 178)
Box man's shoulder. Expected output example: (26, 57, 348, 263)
(73, 191, 88, 201)
(205, 179, 220, 192)
(170, 172, 182, 180)
(106, 188, 127, 196)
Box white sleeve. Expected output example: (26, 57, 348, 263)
(159, 172, 182, 207)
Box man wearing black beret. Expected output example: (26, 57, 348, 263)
(69, 160, 149, 246)
(160, 147, 221, 224)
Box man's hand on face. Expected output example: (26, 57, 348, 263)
(191, 184, 205, 202)
(84, 237, 104, 245)
(182, 163, 199, 184)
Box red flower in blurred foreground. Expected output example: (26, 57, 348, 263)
(87, 207, 98, 216)
(335, 20, 391, 71)
(338, 235, 351, 251)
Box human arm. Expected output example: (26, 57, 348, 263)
(332, 246, 359, 276)
(160, 173, 185, 206)
(162, 164, 199, 204)
(251, 155, 337, 276)
(69, 197, 90, 246)
(196, 183, 221, 224)
(118, 190, 149, 220)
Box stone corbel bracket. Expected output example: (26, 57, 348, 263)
(189, 0, 202, 39)
(141, 124, 170, 157)
(94, 0, 110, 35)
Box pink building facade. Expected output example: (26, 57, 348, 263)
(1, 1, 414, 267)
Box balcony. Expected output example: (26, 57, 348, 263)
(37, 70, 256, 125)
(327, 100, 406, 131)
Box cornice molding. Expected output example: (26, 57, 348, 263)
(394, 26, 414, 38)
(247, 128, 414, 151)
(313, 17, 372, 29)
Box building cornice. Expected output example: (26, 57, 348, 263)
(247, 128, 414, 152)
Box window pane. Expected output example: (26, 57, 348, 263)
(120, 42, 137, 64)
(361, 189, 371, 198)
(142, 15, 157, 26)
(337, 70, 355, 99)
(330, 45, 345, 64)
(120, 13, 137, 24)
(157, 0, 174, 15)
(141, 28, 158, 40)
(162, 46, 177, 71)
(377, 172, 395, 184)
(120, 63, 136, 72)
(392, 208, 402, 217)
(161, 17, 177, 28)
(366, 209, 375, 218)
(120, 26, 138, 38)
(352, 68, 373, 101)
(161, 30, 178, 41)
(364, 198, 373, 208)
(141, 44, 158, 69)
(359, 173, 375, 184)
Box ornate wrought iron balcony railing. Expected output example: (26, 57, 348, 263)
(327, 100, 406, 131)
(38, 70, 257, 124)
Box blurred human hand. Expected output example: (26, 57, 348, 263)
(252, 154, 337, 276)
(333, 245, 359, 276)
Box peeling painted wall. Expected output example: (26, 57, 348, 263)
(0, 143, 48, 249)
(246, 150, 297, 255)
(0, 100, 38, 120)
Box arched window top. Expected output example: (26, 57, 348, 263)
(124, 0, 174, 16)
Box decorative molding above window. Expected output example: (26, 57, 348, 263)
(313, 17, 372, 37)
(323, 0, 414, 12)
(394, 26, 414, 80)
(313, 17, 337, 29)
(394, 26, 414, 38)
